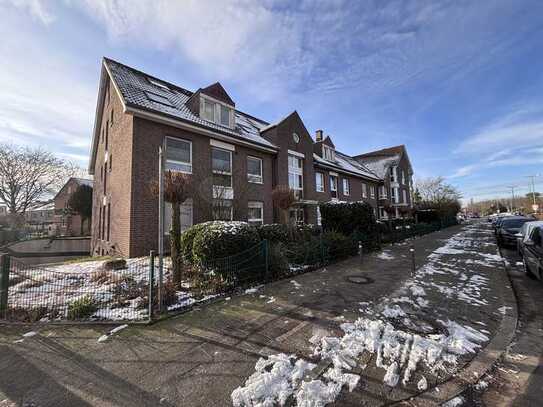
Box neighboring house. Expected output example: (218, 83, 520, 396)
(54, 177, 94, 236)
(354, 145, 414, 220)
(88, 58, 413, 257)
(25, 201, 56, 235)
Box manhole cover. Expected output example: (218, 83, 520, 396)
(346, 275, 374, 285)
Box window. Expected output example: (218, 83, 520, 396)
(166, 137, 192, 173)
(402, 189, 407, 204)
(362, 183, 367, 198)
(220, 105, 231, 127)
(213, 199, 233, 221)
(288, 155, 303, 199)
(165, 199, 193, 234)
(379, 207, 388, 219)
(145, 91, 173, 107)
(316, 206, 322, 226)
(330, 175, 338, 199)
(379, 186, 388, 199)
(316, 172, 325, 192)
(323, 145, 335, 161)
(401, 170, 406, 185)
(342, 178, 350, 196)
(289, 208, 305, 225)
(391, 187, 398, 203)
(148, 77, 170, 90)
(212, 147, 232, 188)
(390, 166, 397, 183)
(370, 185, 375, 199)
(200, 96, 233, 128)
(203, 99, 215, 121)
(247, 156, 263, 183)
(248, 201, 264, 225)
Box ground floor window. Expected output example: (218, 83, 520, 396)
(330, 175, 338, 199)
(379, 207, 388, 219)
(165, 199, 193, 234)
(289, 207, 305, 225)
(213, 199, 233, 221)
(316, 206, 322, 226)
(248, 201, 263, 225)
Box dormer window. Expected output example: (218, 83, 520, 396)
(323, 145, 335, 161)
(200, 95, 234, 129)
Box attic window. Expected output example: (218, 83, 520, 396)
(148, 78, 170, 90)
(200, 95, 234, 128)
(145, 91, 173, 107)
(323, 145, 335, 161)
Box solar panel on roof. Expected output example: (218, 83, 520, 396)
(145, 91, 173, 107)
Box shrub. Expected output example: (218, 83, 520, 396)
(254, 223, 289, 243)
(322, 231, 357, 261)
(67, 295, 97, 320)
(101, 258, 127, 271)
(319, 201, 378, 240)
(191, 221, 260, 266)
(180, 223, 208, 262)
(291, 223, 321, 241)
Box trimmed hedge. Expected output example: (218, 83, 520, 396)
(180, 223, 208, 262)
(319, 201, 378, 239)
(254, 223, 289, 243)
(191, 221, 260, 265)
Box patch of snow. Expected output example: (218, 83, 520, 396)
(22, 331, 37, 338)
(417, 376, 428, 390)
(244, 285, 264, 295)
(442, 396, 465, 407)
(377, 251, 395, 260)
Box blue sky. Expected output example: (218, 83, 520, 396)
(1, 0, 543, 203)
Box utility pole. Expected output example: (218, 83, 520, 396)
(158, 145, 165, 313)
(525, 174, 541, 212)
(506, 185, 517, 213)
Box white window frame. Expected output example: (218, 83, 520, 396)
(361, 183, 367, 198)
(212, 147, 233, 200)
(323, 145, 335, 161)
(165, 136, 192, 174)
(370, 185, 375, 199)
(200, 94, 234, 129)
(212, 199, 233, 221)
(247, 156, 263, 184)
(315, 172, 325, 192)
(330, 175, 338, 199)
(316, 205, 322, 226)
(379, 185, 388, 199)
(248, 201, 264, 225)
(391, 187, 398, 204)
(390, 166, 397, 183)
(164, 199, 193, 235)
(288, 155, 303, 199)
(342, 178, 350, 196)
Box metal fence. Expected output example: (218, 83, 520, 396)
(0, 221, 455, 324)
(0, 254, 151, 323)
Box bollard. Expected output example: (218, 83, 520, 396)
(409, 244, 416, 276)
(148, 250, 155, 321)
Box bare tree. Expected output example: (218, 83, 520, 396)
(272, 185, 296, 225)
(0, 144, 78, 214)
(414, 176, 462, 204)
(151, 170, 192, 286)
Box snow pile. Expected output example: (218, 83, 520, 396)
(231, 354, 316, 406)
(97, 324, 128, 343)
(377, 251, 395, 260)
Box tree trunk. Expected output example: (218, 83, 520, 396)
(171, 201, 182, 287)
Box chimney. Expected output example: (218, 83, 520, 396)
(315, 129, 323, 142)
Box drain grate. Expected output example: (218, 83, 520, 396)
(346, 275, 374, 285)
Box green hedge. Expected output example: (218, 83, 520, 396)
(191, 221, 260, 264)
(319, 201, 378, 239)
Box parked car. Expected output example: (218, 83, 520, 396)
(516, 221, 543, 257)
(523, 225, 543, 280)
(493, 214, 512, 234)
(496, 216, 531, 247)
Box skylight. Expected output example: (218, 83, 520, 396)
(145, 91, 173, 107)
(148, 77, 170, 90)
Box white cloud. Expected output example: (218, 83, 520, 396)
(3, 0, 55, 24)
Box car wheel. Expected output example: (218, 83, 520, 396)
(524, 258, 537, 280)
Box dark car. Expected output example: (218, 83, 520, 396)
(496, 216, 531, 247)
(493, 215, 513, 235)
(523, 225, 543, 280)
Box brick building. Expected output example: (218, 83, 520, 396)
(89, 58, 413, 257)
(53, 177, 94, 236)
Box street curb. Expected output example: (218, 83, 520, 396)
(394, 251, 519, 406)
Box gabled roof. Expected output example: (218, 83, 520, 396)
(322, 136, 335, 149)
(53, 177, 94, 200)
(200, 82, 235, 106)
(89, 58, 277, 173)
(314, 151, 381, 181)
(354, 145, 412, 178)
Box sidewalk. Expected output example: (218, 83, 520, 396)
(0, 222, 514, 406)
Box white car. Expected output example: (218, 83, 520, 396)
(517, 221, 543, 257)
